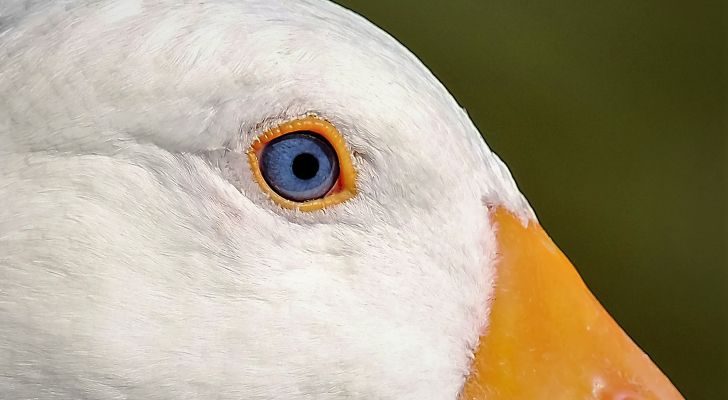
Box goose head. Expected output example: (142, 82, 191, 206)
(0, 1, 682, 399)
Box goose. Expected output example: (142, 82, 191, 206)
(0, 0, 683, 399)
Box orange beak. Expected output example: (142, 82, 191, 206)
(460, 208, 683, 400)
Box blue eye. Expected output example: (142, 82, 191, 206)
(259, 131, 340, 202)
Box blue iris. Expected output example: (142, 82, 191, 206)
(260, 131, 339, 202)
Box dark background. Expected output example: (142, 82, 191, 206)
(335, 1, 726, 398)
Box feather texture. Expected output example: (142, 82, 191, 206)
(0, 1, 532, 399)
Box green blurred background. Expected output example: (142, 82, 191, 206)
(335, 1, 726, 398)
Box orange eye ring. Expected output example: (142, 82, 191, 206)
(247, 116, 357, 212)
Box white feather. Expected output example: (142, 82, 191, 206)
(0, 1, 533, 399)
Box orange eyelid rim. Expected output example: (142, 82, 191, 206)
(247, 116, 357, 212)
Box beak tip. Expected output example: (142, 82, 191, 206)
(460, 209, 684, 400)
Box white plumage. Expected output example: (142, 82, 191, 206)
(0, 1, 532, 399)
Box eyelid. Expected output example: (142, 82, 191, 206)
(247, 116, 357, 212)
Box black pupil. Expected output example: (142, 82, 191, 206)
(292, 153, 319, 180)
